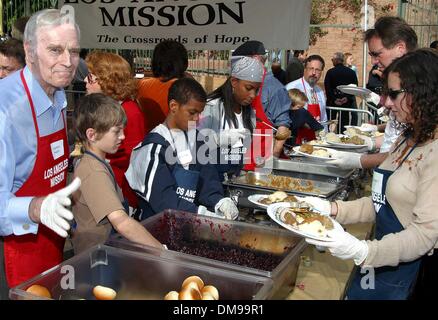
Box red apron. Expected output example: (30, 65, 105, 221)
(243, 70, 274, 171)
(295, 78, 321, 144)
(3, 70, 68, 288)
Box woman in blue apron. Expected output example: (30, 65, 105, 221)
(304, 49, 438, 299)
(198, 56, 264, 181)
(126, 78, 239, 220)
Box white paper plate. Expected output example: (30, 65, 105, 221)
(308, 140, 331, 147)
(247, 194, 271, 208)
(326, 134, 366, 149)
(345, 125, 375, 132)
(247, 194, 306, 208)
(336, 85, 372, 98)
(292, 146, 336, 161)
(267, 202, 343, 242)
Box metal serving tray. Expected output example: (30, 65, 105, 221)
(273, 157, 355, 180)
(107, 210, 306, 299)
(10, 244, 273, 300)
(224, 171, 345, 200)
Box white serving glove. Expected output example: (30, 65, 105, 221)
(197, 205, 223, 218)
(215, 129, 247, 147)
(358, 135, 376, 152)
(306, 230, 369, 266)
(365, 92, 380, 106)
(40, 177, 81, 238)
(327, 150, 362, 169)
(214, 197, 239, 220)
(359, 123, 378, 132)
(302, 196, 332, 216)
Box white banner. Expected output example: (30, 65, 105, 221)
(58, 0, 311, 50)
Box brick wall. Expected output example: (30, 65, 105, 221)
(308, 0, 396, 87)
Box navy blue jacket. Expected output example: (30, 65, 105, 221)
(126, 129, 224, 219)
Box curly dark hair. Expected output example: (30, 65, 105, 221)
(151, 40, 188, 82)
(383, 48, 438, 143)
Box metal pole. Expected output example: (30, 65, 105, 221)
(25, 0, 30, 16)
(0, 0, 3, 36)
(361, 0, 369, 112)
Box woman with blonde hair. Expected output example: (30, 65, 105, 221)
(344, 52, 358, 76)
(85, 50, 145, 213)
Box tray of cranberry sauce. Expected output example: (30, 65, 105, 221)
(107, 209, 307, 299)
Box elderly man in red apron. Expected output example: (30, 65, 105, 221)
(0, 9, 81, 299)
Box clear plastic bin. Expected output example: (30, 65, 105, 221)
(107, 209, 306, 299)
(9, 244, 273, 300)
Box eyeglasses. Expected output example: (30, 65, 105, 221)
(86, 73, 99, 84)
(385, 89, 406, 100)
(305, 67, 323, 73)
(368, 49, 384, 58)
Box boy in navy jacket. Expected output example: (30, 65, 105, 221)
(126, 78, 239, 220)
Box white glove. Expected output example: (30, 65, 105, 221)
(301, 196, 331, 216)
(214, 198, 239, 220)
(40, 177, 81, 238)
(197, 205, 221, 218)
(359, 123, 378, 132)
(327, 150, 362, 169)
(365, 92, 380, 106)
(306, 230, 369, 266)
(215, 129, 247, 147)
(358, 135, 376, 152)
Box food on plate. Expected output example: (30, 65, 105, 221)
(312, 148, 331, 158)
(299, 144, 331, 158)
(325, 132, 341, 143)
(298, 220, 330, 237)
(299, 144, 314, 154)
(259, 191, 298, 205)
(346, 127, 372, 137)
(339, 135, 365, 145)
(278, 207, 334, 238)
(25, 284, 52, 298)
(93, 285, 117, 300)
(309, 139, 326, 146)
(165, 276, 219, 300)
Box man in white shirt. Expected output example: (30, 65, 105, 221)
(286, 54, 328, 134)
(329, 16, 418, 169)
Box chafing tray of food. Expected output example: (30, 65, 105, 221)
(10, 244, 273, 300)
(108, 209, 306, 299)
(273, 157, 355, 180)
(224, 171, 345, 200)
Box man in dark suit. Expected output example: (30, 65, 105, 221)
(324, 52, 358, 132)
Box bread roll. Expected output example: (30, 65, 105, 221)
(181, 275, 204, 291)
(93, 285, 117, 300)
(201, 285, 219, 300)
(164, 291, 179, 300)
(25, 284, 52, 299)
(179, 287, 202, 300)
(201, 292, 216, 300)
